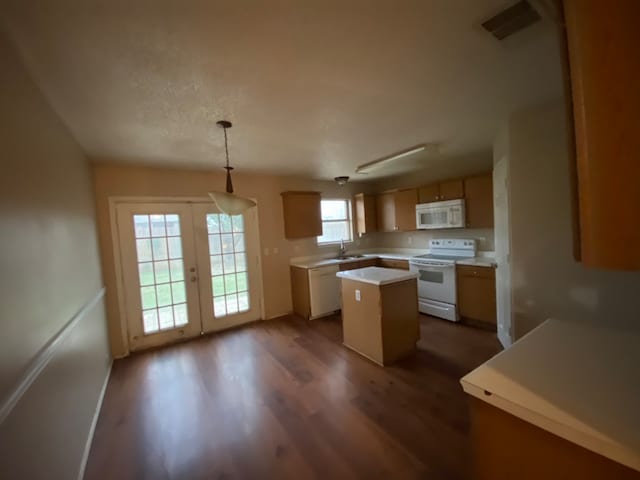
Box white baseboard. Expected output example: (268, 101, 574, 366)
(77, 360, 112, 480)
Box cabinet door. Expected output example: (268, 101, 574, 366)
(457, 265, 496, 325)
(418, 183, 440, 203)
(439, 179, 464, 200)
(564, 0, 640, 270)
(376, 193, 396, 232)
(281, 192, 322, 239)
(464, 175, 493, 229)
(393, 189, 418, 231)
(354, 193, 377, 236)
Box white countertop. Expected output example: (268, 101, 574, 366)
(291, 249, 496, 269)
(455, 257, 496, 268)
(336, 266, 418, 286)
(290, 251, 416, 269)
(460, 319, 640, 472)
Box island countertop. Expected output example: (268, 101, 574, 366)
(460, 318, 640, 473)
(336, 266, 418, 286)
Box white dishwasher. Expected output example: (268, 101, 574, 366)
(308, 265, 341, 319)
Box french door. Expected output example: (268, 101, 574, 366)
(116, 201, 261, 351)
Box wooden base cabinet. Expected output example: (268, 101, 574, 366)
(456, 265, 496, 326)
(468, 397, 640, 480)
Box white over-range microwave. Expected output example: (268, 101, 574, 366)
(415, 199, 466, 229)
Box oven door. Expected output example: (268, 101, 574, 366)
(409, 261, 456, 304)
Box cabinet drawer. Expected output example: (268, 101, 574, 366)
(456, 264, 495, 279)
(377, 258, 410, 270)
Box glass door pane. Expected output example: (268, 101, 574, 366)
(132, 214, 188, 333)
(192, 204, 261, 333)
(116, 203, 202, 352)
(206, 213, 250, 318)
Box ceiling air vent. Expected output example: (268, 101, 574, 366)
(482, 0, 541, 40)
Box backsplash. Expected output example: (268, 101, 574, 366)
(363, 228, 495, 252)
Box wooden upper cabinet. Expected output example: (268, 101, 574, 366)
(376, 189, 417, 232)
(354, 193, 377, 236)
(418, 183, 440, 203)
(439, 179, 464, 201)
(464, 174, 493, 229)
(394, 189, 418, 231)
(564, 0, 640, 270)
(281, 191, 322, 239)
(376, 193, 396, 232)
(418, 179, 464, 203)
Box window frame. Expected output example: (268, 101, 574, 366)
(316, 198, 354, 246)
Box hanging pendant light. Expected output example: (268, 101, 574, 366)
(208, 120, 256, 215)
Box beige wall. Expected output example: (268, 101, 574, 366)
(366, 228, 495, 252)
(0, 27, 110, 479)
(92, 162, 373, 357)
(501, 100, 640, 338)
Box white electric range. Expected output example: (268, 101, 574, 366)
(409, 239, 477, 321)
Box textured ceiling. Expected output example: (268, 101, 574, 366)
(1, 0, 563, 180)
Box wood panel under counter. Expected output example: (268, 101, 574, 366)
(337, 267, 419, 366)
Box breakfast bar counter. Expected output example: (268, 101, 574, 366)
(337, 267, 419, 366)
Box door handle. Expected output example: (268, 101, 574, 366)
(190, 276, 197, 282)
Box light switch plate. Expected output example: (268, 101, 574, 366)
(355, 289, 361, 302)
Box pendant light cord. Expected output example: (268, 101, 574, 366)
(223, 126, 231, 171)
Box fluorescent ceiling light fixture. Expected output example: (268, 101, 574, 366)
(355, 143, 437, 174)
(208, 120, 257, 215)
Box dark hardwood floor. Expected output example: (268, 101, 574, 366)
(85, 314, 500, 480)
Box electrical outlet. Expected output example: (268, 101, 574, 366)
(407, 236, 413, 245)
(273, 247, 279, 254)
(355, 289, 361, 302)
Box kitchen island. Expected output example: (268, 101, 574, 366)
(336, 266, 419, 366)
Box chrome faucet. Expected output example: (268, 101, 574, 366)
(339, 239, 347, 258)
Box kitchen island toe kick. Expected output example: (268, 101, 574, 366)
(337, 267, 419, 366)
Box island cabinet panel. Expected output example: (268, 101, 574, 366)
(290, 266, 311, 319)
(456, 265, 496, 326)
(341, 280, 384, 363)
(469, 398, 640, 480)
(377, 258, 409, 270)
(281, 191, 322, 239)
(464, 174, 494, 229)
(354, 193, 377, 236)
(563, 0, 640, 270)
(341, 278, 418, 366)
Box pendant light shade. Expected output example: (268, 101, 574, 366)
(208, 120, 256, 215)
(208, 191, 256, 215)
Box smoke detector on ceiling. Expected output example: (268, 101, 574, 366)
(481, 0, 541, 40)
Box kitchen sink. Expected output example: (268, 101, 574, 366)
(335, 254, 366, 260)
